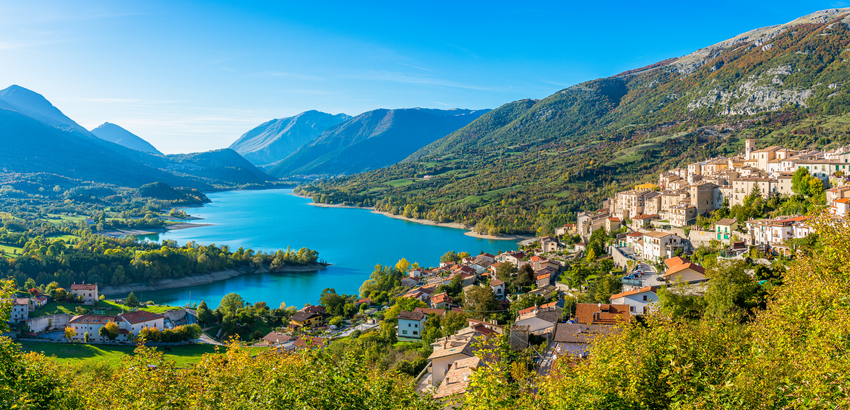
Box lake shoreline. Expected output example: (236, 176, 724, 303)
(291, 191, 529, 242)
(101, 263, 330, 296)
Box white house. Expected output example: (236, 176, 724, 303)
(397, 311, 427, 339)
(609, 287, 659, 315)
(117, 310, 165, 336)
(642, 231, 684, 262)
(69, 283, 99, 305)
(428, 334, 476, 387)
(9, 298, 29, 323)
(68, 310, 165, 343)
(489, 279, 506, 298)
(832, 198, 850, 217)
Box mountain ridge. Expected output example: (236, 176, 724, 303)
(230, 110, 351, 167)
(269, 107, 489, 177)
(90, 122, 163, 155)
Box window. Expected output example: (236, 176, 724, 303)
(643, 295, 648, 301)
(402, 330, 407, 335)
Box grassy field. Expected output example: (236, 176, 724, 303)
(18, 341, 234, 368)
(385, 178, 415, 188)
(30, 300, 181, 318)
(0, 244, 22, 255)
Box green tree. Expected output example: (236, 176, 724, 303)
(196, 300, 214, 325)
(125, 292, 139, 307)
(217, 293, 245, 316)
(464, 286, 499, 319)
(791, 167, 809, 195)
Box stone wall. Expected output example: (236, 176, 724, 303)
(25, 314, 71, 333)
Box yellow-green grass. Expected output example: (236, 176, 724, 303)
(0, 244, 22, 255)
(385, 179, 415, 188)
(18, 341, 235, 368)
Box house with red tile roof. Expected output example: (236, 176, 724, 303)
(609, 286, 659, 315)
(431, 292, 454, 309)
(663, 263, 707, 284)
(574, 303, 631, 325)
(70, 283, 99, 304)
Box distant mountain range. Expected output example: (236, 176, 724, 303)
(266, 108, 489, 177)
(0, 85, 272, 189)
(90, 122, 163, 155)
(230, 110, 351, 168)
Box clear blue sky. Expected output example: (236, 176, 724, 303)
(0, 1, 845, 153)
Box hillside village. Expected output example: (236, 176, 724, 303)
(6, 137, 847, 404)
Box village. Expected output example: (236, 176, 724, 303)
(5, 138, 849, 404)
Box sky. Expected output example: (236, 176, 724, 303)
(0, 1, 846, 154)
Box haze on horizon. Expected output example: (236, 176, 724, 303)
(0, 0, 842, 154)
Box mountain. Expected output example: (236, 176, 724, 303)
(268, 108, 489, 177)
(0, 85, 94, 138)
(90, 122, 163, 155)
(298, 8, 850, 234)
(230, 110, 350, 167)
(0, 85, 273, 189)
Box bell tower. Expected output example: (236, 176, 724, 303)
(745, 139, 754, 159)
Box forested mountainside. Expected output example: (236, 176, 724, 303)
(0, 85, 274, 190)
(230, 110, 351, 167)
(268, 108, 489, 177)
(90, 122, 163, 155)
(299, 8, 850, 235)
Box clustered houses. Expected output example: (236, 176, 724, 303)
(597, 139, 850, 269)
(5, 295, 51, 324)
(67, 310, 165, 343)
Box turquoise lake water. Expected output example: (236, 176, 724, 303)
(135, 189, 518, 309)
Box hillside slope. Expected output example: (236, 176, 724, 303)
(269, 108, 489, 177)
(0, 86, 273, 189)
(299, 8, 850, 234)
(230, 110, 350, 167)
(91, 122, 163, 155)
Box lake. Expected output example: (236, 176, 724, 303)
(137, 189, 520, 309)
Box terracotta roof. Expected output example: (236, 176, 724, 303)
(574, 303, 630, 325)
(489, 279, 505, 286)
(664, 256, 689, 268)
(664, 263, 706, 278)
(293, 336, 326, 349)
(715, 218, 737, 226)
(119, 310, 163, 325)
(70, 315, 117, 324)
(536, 273, 551, 281)
(397, 311, 426, 321)
(633, 214, 659, 220)
(70, 284, 97, 290)
(553, 323, 612, 343)
(300, 305, 326, 315)
(609, 286, 658, 301)
(431, 293, 453, 304)
(836, 198, 850, 204)
(14, 298, 29, 305)
(414, 307, 446, 316)
(432, 356, 481, 399)
(644, 230, 676, 239)
(626, 232, 643, 237)
(262, 331, 294, 344)
(608, 217, 621, 222)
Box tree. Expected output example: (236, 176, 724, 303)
(64, 326, 76, 341)
(440, 251, 462, 263)
(125, 292, 139, 307)
(217, 293, 245, 316)
(99, 321, 120, 341)
(395, 258, 410, 274)
(196, 301, 214, 325)
(319, 288, 348, 317)
(496, 262, 517, 282)
(464, 286, 499, 319)
(791, 167, 809, 195)
(54, 288, 67, 302)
